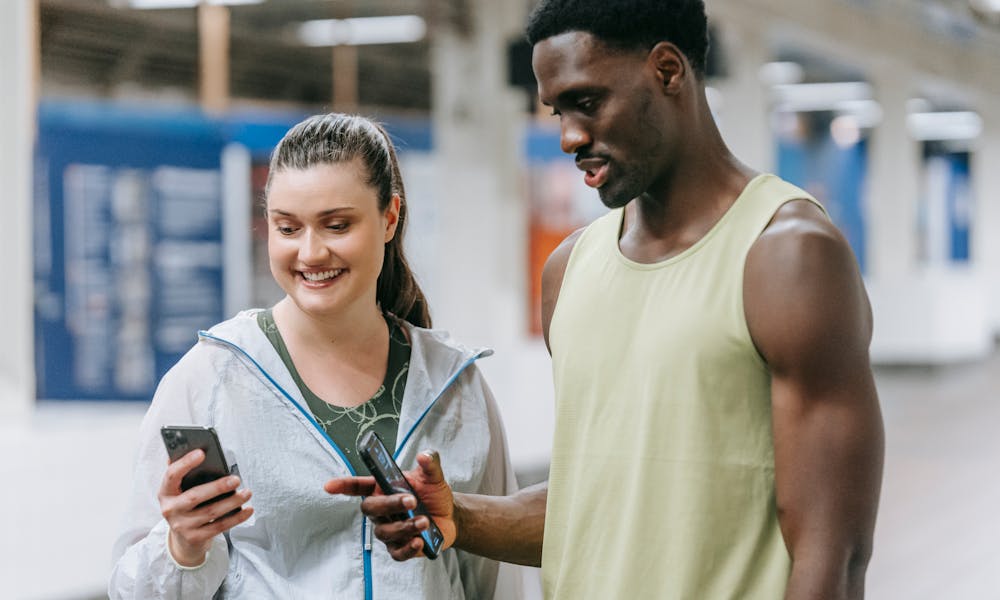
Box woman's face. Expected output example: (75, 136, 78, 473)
(266, 159, 399, 320)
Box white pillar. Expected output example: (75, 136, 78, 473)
(428, 6, 546, 595)
(972, 102, 1000, 338)
(0, 0, 36, 420)
(429, 0, 527, 346)
(712, 25, 774, 173)
(865, 64, 920, 280)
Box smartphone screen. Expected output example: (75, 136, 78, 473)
(161, 425, 236, 510)
(357, 430, 445, 559)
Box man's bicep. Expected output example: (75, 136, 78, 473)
(745, 207, 884, 569)
(769, 373, 883, 556)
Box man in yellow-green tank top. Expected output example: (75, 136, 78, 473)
(327, 1, 885, 598)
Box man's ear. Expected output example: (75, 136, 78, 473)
(649, 42, 687, 95)
(384, 193, 401, 243)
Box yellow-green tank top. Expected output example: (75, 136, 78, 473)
(543, 174, 822, 599)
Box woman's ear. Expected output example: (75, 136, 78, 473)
(384, 194, 401, 243)
(649, 41, 687, 95)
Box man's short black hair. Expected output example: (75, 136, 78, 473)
(525, 0, 709, 76)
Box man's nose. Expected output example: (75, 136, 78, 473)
(560, 119, 591, 155)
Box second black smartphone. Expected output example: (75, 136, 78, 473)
(161, 425, 236, 510)
(357, 430, 445, 559)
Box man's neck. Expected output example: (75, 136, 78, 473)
(620, 153, 755, 264)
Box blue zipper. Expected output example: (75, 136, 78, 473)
(198, 331, 357, 474)
(200, 330, 487, 600)
(392, 351, 489, 460)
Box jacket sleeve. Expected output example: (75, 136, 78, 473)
(108, 347, 230, 600)
(454, 365, 532, 600)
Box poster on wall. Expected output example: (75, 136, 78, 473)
(35, 102, 226, 401)
(524, 125, 607, 335)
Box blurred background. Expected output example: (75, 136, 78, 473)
(1, 0, 999, 598)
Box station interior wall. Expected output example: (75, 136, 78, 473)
(2, 0, 1000, 597)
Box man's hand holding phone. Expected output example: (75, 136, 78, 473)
(325, 450, 457, 561)
(158, 429, 254, 567)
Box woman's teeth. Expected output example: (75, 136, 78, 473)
(302, 269, 343, 282)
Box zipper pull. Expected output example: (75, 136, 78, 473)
(364, 518, 373, 551)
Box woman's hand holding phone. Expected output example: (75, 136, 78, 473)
(158, 449, 255, 567)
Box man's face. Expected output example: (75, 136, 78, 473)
(532, 31, 673, 209)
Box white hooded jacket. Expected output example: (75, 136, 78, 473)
(110, 310, 520, 599)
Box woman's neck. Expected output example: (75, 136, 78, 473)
(271, 296, 386, 356)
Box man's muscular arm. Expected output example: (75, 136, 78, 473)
(325, 229, 584, 565)
(325, 452, 548, 566)
(745, 200, 884, 600)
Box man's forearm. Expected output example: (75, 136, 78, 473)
(452, 482, 547, 567)
(784, 545, 871, 600)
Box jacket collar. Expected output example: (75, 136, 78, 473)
(198, 310, 492, 456)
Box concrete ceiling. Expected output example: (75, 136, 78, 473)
(38, 0, 1000, 114)
(39, 0, 455, 112)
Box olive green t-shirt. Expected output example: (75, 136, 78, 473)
(257, 309, 411, 473)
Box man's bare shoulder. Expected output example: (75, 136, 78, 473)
(749, 199, 857, 281)
(744, 199, 872, 371)
(541, 227, 587, 351)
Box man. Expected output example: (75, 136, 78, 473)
(326, 0, 884, 597)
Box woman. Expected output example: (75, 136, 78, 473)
(110, 113, 518, 599)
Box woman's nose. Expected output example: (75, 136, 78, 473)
(298, 229, 328, 263)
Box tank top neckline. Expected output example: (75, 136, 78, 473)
(611, 172, 772, 270)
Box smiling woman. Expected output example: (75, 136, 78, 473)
(109, 113, 520, 600)
(266, 160, 400, 327)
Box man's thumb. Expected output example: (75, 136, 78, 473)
(417, 450, 444, 482)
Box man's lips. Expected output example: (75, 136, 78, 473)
(576, 157, 609, 188)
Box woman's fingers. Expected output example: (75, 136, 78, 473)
(159, 449, 204, 497)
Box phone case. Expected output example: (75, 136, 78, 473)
(357, 430, 445, 559)
(160, 425, 236, 509)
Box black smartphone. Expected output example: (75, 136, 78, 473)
(160, 425, 236, 510)
(357, 430, 445, 560)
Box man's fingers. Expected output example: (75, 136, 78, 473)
(374, 522, 426, 563)
(360, 493, 417, 521)
(324, 476, 377, 497)
(372, 515, 428, 544)
(388, 537, 425, 562)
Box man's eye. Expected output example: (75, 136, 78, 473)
(578, 98, 597, 112)
(328, 223, 349, 232)
(276, 226, 296, 235)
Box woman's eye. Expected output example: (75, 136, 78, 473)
(327, 222, 349, 232)
(276, 226, 297, 235)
